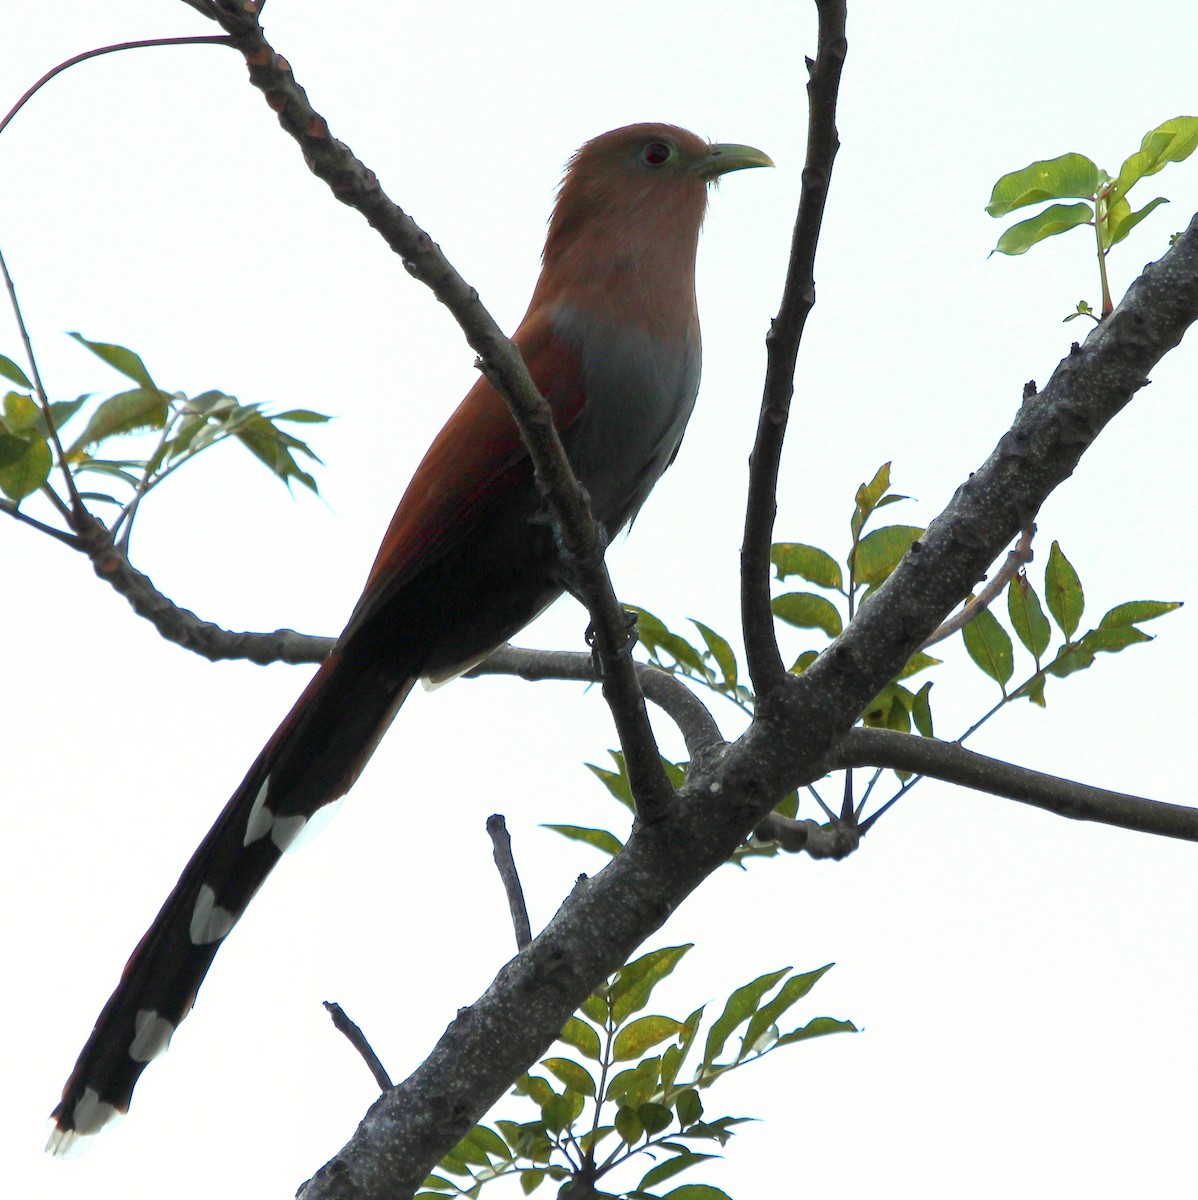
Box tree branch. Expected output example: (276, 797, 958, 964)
(834, 728, 1198, 841)
(297, 210, 1198, 1199)
(195, 0, 674, 820)
(71, 509, 333, 663)
(487, 815, 533, 951)
(741, 0, 846, 695)
(471, 645, 725, 761)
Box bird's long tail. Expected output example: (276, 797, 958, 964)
(48, 646, 416, 1155)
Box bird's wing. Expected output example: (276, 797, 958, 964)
(345, 306, 586, 636)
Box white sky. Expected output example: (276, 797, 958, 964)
(4, 2, 1198, 1197)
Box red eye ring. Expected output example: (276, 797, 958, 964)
(641, 141, 672, 167)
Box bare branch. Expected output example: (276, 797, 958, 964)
(753, 813, 859, 858)
(71, 509, 333, 664)
(835, 728, 1198, 841)
(0, 36, 233, 139)
(323, 1002, 393, 1093)
(741, 0, 847, 694)
(472, 645, 725, 761)
(487, 815, 532, 951)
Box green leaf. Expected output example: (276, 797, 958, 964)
(466, 1124, 512, 1162)
(638, 1151, 715, 1191)
(0, 354, 32, 389)
(611, 945, 691, 1024)
(897, 651, 940, 680)
(586, 753, 635, 812)
(912, 681, 934, 737)
(789, 649, 819, 675)
(1007, 575, 1052, 659)
(540, 1092, 578, 1134)
(615, 1105, 644, 1146)
(605, 1058, 662, 1107)
(638, 1102, 673, 1135)
(613, 1015, 687, 1061)
(851, 462, 891, 540)
(742, 964, 833, 1056)
(33, 397, 88, 438)
(1108, 196, 1169, 248)
(660, 1186, 735, 1200)
(543, 1057, 596, 1098)
(991, 202, 1094, 256)
(770, 542, 843, 590)
(420, 1172, 457, 1192)
(234, 411, 321, 492)
(2, 390, 41, 431)
(520, 1168, 546, 1195)
(559, 1016, 602, 1061)
(771, 591, 843, 637)
(515, 1073, 555, 1107)
(702, 968, 789, 1069)
(581, 990, 609, 1026)
(65, 388, 169, 455)
(1110, 116, 1198, 204)
(961, 606, 1014, 688)
(1045, 642, 1095, 679)
(543, 824, 624, 856)
(68, 332, 159, 391)
(986, 152, 1100, 216)
(1078, 625, 1150, 654)
(271, 407, 332, 423)
(852, 525, 923, 586)
(1044, 541, 1084, 638)
(631, 607, 707, 673)
(1099, 600, 1181, 627)
(773, 1015, 858, 1047)
(0, 433, 51, 500)
(676, 1087, 703, 1128)
(691, 620, 738, 689)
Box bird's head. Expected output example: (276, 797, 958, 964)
(538, 123, 772, 331)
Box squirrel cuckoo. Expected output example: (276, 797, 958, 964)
(48, 122, 771, 1154)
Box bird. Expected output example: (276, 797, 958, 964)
(48, 122, 772, 1154)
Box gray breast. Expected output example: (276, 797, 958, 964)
(552, 304, 701, 536)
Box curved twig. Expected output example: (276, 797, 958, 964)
(741, 0, 847, 695)
(472, 645, 725, 761)
(0, 36, 233, 139)
(71, 509, 334, 664)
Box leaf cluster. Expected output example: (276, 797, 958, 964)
(0, 335, 328, 533)
(420, 946, 853, 1200)
(985, 116, 1198, 316)
(555, 464, 1179, 845)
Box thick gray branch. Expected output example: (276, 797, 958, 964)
(299, 212, 1198, 1200)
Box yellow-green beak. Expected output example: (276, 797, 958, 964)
(698, 142, 775, 178)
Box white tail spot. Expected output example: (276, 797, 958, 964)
(243, 778, 273, 846)
(45, 1088, 121, 1157)
(189, 884, 236, 946)
(129, 1009, 175, 1063)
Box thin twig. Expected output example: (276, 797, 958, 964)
(0, 499, 78, 545)
(837, 728, 1198, 841)
(322, 1002, 392, 1093)
(741, 0, 847, 694)
(471, 645, 725, 761)
(486, 814, 532, 951)
(72, 509, 334, 663)
(921, 525, 1035, 649)
(0, 244, 81, 511)
(0, 37, 232, 139)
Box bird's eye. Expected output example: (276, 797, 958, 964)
(641, 141, 673, 167)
